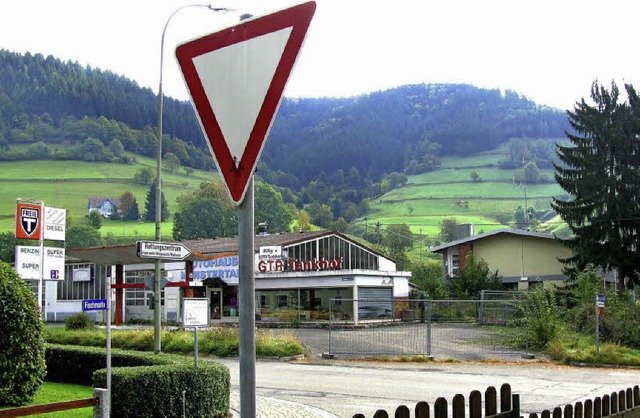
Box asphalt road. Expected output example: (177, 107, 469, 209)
(215, 358, 640, 418)
(212, 327, 640, 417)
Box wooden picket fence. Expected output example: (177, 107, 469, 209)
(353, 384, 640, 418)
(353, 383, 519, 418)
(529, 386, 640, 418)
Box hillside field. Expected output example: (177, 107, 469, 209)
(0, 154, 219, 237)
(0, 145, 568, 250)
(359, 144, 566, 245)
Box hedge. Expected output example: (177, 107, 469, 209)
(45, 344, 230, 417)
(46, 344, 167, 386)
(93, 364, 230, 418)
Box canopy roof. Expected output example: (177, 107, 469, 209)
(67, 243, 208, 266)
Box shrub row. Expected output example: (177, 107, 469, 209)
(46, 344, 166, 385)
(45, 327, 306, 357)
(46, 344, 230, 417)
(93, 364, 230, 418)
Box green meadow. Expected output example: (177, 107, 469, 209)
(0, 154, 218, 234)
(361, 145, 566, 240)
(0, 144, 567, 244)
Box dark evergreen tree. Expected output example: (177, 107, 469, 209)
(127, 198, 140, 221)
(552, 81, 640, 289)
(144, 182, 170, 222)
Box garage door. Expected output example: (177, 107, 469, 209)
(357, 287, 393, 319)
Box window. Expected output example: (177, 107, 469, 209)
(277, 294, 288, 308)
(125, 271, 147, 306)
(451, 254, 460, 276)
(58, 264, 106, 301)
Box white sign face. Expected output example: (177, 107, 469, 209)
(183, 298, 209, 327)
(44, 207, 66, 241)
(259, 246, 283, 261)
(15, 246, 41, 280)
(15, 246, 65, 280)
(136, 241, 191, 260)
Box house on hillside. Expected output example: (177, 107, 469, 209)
(88, 197, 121, 217)
(429, 228, 572, 290)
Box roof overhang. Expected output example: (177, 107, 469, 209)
(67, 243, 208, 266)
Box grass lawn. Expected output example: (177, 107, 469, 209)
(0, 382, 93, 418)
(363, 146, 568, 240)
(0, 157, 219, 233)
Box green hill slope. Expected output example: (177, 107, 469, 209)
(357, 144, 566, 241)
(0, 155, 219, 237)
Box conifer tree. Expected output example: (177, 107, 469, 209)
(144, 181, 170, 222)
(552, 81, 640, 289)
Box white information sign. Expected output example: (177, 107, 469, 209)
(183, 298, 209, 327)
(44, 207, 66, 241)
(15, 246, 65, 280)
(259, 246, 283, 261)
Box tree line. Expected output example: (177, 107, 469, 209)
(0, 49, 571, 230)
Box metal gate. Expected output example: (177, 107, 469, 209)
(328, 298, 529, 361)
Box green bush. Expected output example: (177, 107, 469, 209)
(46, 344, 230, 417)
(46, 327, 306, 358)
(525, 286, 559, 349)
(93, 363, 229, 418)
(46, 344, 166, 385)
(567, 268, 640, 349)
(0, 261, 47, 406)
(64, 312, 95, 330)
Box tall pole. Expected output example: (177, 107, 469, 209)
(238, 177, 256, 417)
(154, 3, 231, 354)
(38, 200, 45, 320)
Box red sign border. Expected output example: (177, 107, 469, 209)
(16, 202, 42, 240)
(176, 1, 316, 204)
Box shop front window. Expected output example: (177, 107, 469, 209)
(256, 287, 353, 321)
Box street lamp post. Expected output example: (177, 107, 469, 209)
(154, 3, 232, 354)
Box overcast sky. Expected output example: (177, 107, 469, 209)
(1, 0, 638, 111)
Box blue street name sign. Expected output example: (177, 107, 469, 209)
(83, 299, 108, 311)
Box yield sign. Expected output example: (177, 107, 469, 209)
(176, 1, 316, 204)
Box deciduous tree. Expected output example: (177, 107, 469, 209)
(172, 182, 236, 240)
(255, 182, 294, 233)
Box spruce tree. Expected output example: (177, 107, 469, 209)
(144, 181, 170, 222)
(552, 81, 640, 289)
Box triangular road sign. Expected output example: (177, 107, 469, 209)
(176, 1, 316, 204)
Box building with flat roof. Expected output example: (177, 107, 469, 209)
(58, 230, 410, 324)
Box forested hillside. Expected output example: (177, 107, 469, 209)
(0, 50, 569, 185)
(265, 84, 568, 188)
(0, 49, 572, 232)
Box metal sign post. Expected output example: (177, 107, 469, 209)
(238, 177, 256, 417)
(175, 5, 315, 415)
(183, 298, 209, 367)
(596, 293, 606, 355)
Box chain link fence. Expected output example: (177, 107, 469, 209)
(327, 297, 532, 361)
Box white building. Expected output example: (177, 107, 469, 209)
(56, 230, 410, 324)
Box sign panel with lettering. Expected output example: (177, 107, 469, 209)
(259, 246, 283, 261)
(16, 202, 42, 240)
(136, 241, 191, 260)
(14, 246, 65, 280)
(83, 299, 108, 311)
(183, 298, 209, 327)
(44, 207, 66, 241)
